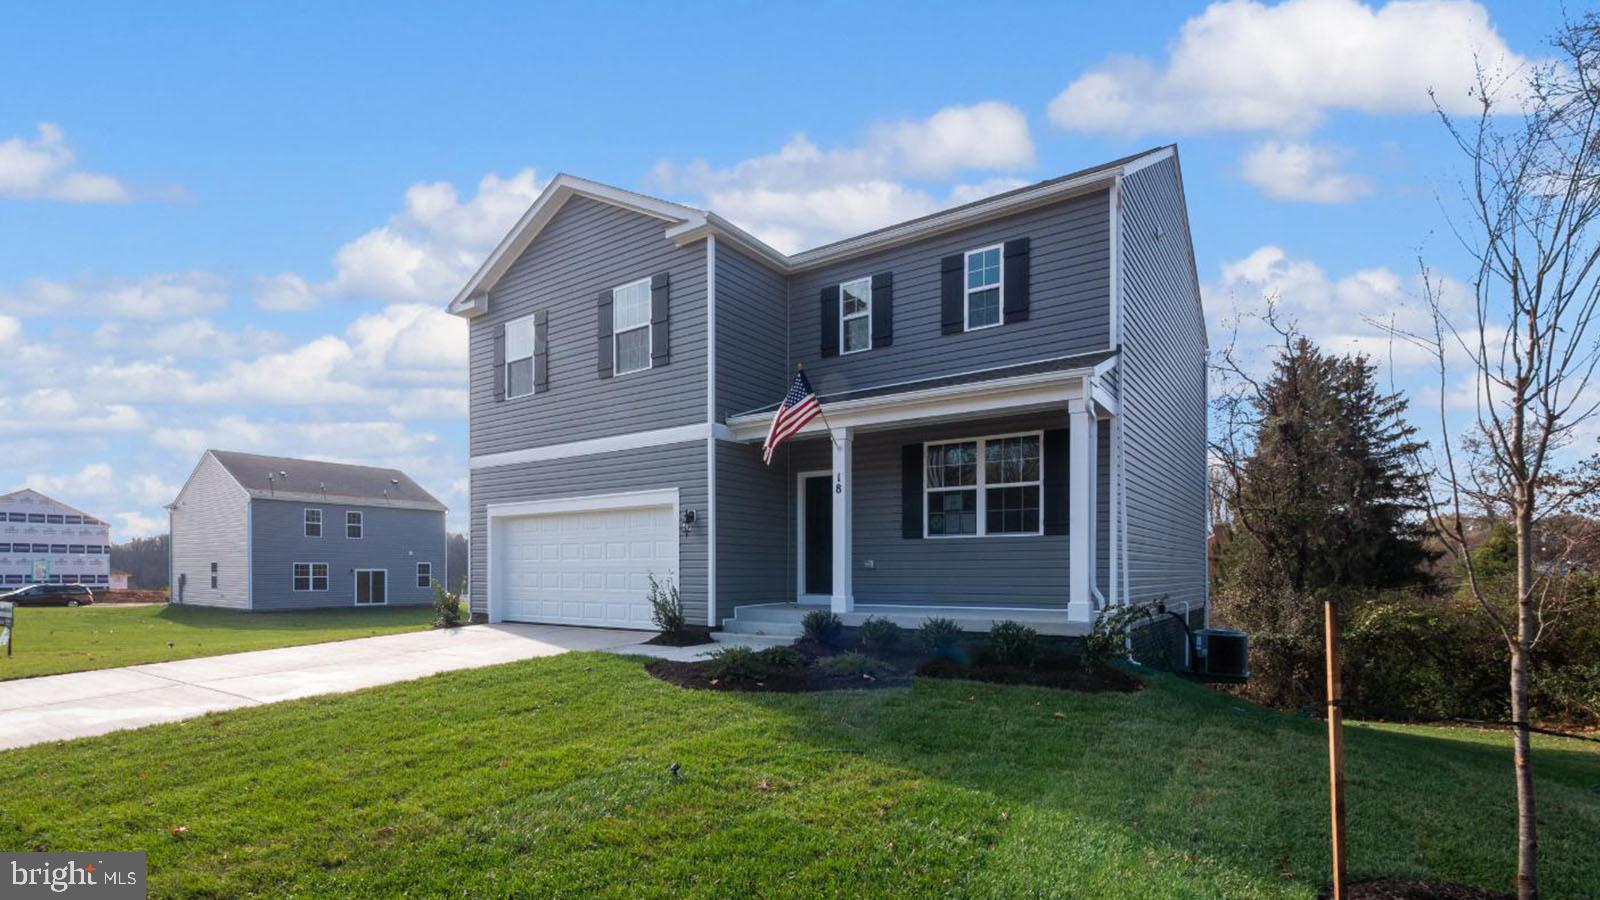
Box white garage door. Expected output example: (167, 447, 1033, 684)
(497, 498, 677, 628)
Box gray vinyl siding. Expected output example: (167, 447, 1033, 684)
(249, 500, 445, 610)
(714, 243, 789, 421)
(469, 196, 708, 455)
(778, 412, 1107, 608)
(714, 442, 790, 616)
(784, 190, 1111, 401)
(1118, 157, 1208, 608)
(169, 453, 250, 609)
(468, 440, 710, 624)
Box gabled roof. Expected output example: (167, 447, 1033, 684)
(204, 450, 446, 512)
(0, 488, 105, 524)
(448, 145, 1179, 318)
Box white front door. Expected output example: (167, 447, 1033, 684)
(494, 497, 677, 628)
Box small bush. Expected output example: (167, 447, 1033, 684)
(705, 645, 806, 686)
(647, 573, 686, 636)
(856, 616, 904, 656)
(987, 620, 1041, 666)
(917, 617, 964, 658)
(1082, 604, 1145, 672)
(817, 651, 896, 679)
(801, 610, 844, 647)
(431, 577, 463, 628)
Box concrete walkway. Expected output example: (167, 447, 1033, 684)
(0, 624, 754, 751)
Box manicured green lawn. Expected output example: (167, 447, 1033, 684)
(1, 654, 1595, 898)
(0, 603, 437, 680)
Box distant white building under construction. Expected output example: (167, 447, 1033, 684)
(0, 488, 113, 588)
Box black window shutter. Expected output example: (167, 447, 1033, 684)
(940, 254, 964, 334)
(901, 444, 923, 539)
(1043, 427, 1069, 535)
(871, 271, 893, 348)
(819, 285, 840, 358)
(596, 289, 614, 378)
(650, 271, 671, 365)
(1003, 238, 1031, 323)
(492, 324, 506, 401)
(532, 310, 549, 392)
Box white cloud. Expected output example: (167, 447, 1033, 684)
(1048, 0, 1527, 137)
(22, 463, 117, 501)
(345, 303, 467, 375)
(127, 473, 180, 507)
(90, 318, 286, 358)
(1239, 141, 1374, 203)
(0, 272, 228, 319)
(322, 169, 544, 304)
(0, 388, 146, 432)
(0, 314, 18, 342)
(252, 273, 319, 311)
(113, 511, 165, 539)
(649, 102, 1036, 252)
(151, 416, 439, 463)
(0, 123, 133, 203)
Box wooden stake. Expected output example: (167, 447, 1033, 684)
(1325, 597, 1347, 899)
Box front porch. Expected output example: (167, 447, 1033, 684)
(722, 354, 1120, 629)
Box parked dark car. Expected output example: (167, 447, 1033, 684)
(0, 584, 95, 607)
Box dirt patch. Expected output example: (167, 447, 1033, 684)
(93, 590, 169, 605)
(643, 628, 715, 647)
(1327, 879, 1511, 900)
(645, 657, 909, 693)
(917, 657, 1143, 693)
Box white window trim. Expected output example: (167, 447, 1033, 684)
(963, 244, 1005, 332)
(838, 276, 872, 355)
(292, 561, 330, 592)
(504, 313, 538, 400)
(304, 508, 322, 538)
(416, 561, 432, 589)
(346, 511, 363, 540)
(611, 276, 654, 377)
(354, 568, 389, 606)
(923, 429, 1045, 539)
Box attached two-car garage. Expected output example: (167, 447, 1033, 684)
(487, 490, 679, 628)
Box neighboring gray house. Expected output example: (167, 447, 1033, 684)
(168, 451, 447, 611)
(447, 145, 1207, 636)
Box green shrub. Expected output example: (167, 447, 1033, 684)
(647, 573, 685, 636)
(817, 651, 896, 679)
(1081, 604, 1145, 672)
(986, 620, 1041, 666)
(801, 610, 844, 647)
(856, 616, 904, 656)
(431, 577, 463, 628)
(917, 617, 964, 658)
(705, 645, 806, 687)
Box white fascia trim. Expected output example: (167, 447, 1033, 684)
(705, 234, 718, 628)
(469, 422, 719, 470)
(448, 174, 707, 318)
(486, 488, 680, 520)
(1117, 144, 1175, 176)
(725, 367, 1097, 442)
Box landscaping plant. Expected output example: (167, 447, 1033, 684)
(1081, 604, 1144, 673)
(817, 651, 896, 680)
(855, 616, 903, 656)
(704, 645, 805, 687)
(985, 620, 1041, 667)
(916, 617, 964, 659)
(431, 577, 464, 628)
(647, 573, 686, 636)
(800, 610, 843, 648)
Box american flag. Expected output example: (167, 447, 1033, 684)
(762, 369, 821, 464)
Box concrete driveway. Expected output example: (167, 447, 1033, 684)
(0, 624, 660, 751)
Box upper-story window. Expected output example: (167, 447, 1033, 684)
(612, 278, 652, 376)
(504, 314, 537, 399)
(46, 514, 63, 524)
(965, 245, 1003, 330)
(304, 508, 322, 538)
(840, 277, 872, 354)
(346, 511, 364, 539)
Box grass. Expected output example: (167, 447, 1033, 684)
(1, 654, 1596, 898)
(0, 603, 438, 680)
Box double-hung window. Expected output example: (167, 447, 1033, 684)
(964, 245, 1003, 330)
(346, 511, 363, 539)
(416, 561, 432, 589)
(504, 314, 537, 399)
(304, 508, 322, 538)
(925, 432, 1042, 537)
(612, 278, 652, 376)
(293, 562, 329, 592)
(839, 277, 872, 354)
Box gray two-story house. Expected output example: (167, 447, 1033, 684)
(168, 450, 448, 610)
(449, 145, 1207, 636)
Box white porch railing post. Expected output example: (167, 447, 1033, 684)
(830, 427, 854, 614)
(1068, 399, 1096, 622)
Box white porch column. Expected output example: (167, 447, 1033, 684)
(1068, 399, 1097, 622)
(830, 426, 854, 614)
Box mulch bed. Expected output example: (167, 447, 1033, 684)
(1327, 879, 1511, 900)
(644, 657, 909, 693)
(93, 590, 169, 605)
(643, 628, 715, 647)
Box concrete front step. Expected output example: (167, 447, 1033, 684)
(719, 603, 1089, 637)
(708, 631, 796, 648)
(718, 618, 805, 638)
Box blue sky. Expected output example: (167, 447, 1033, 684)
(0, 0, 1563, 536)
